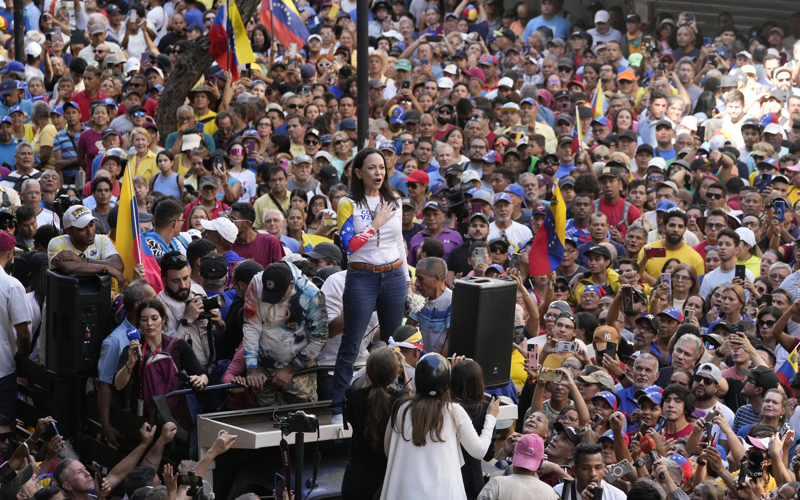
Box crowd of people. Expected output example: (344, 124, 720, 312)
(2, 0, 800, 499)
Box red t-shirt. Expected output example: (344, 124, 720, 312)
(231, 233, 285, 269)
(597, 197, 641, 239)
(434, 124, 453, 142)
(664, 422, 693, 441)
(692, 240, 709, 260)
(72, 90, 108, 122)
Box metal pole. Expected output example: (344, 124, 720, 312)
(13, 0, 23, 63)
(356, 0, 369, 150)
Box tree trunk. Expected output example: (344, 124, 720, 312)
(155, 0, 262, 137)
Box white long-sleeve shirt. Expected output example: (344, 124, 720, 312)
(381, 402, 496, 500)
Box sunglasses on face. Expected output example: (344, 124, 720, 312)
(132, 111, 146, 118)
(554, 284, 569, 292)
(230, 147, 244, 155)
(707, 192, 724, 200)
(305, 139, 319, 146)
(693, 375, 716, 385)
(490, 246, 505, 253)
(335, 139, 349, 146)
(406, 182, 421, 189)
(288, 103, 304, 109)
(758, 319, 776, 328)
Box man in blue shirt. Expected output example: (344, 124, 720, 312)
(0, 117, 18, 168)
(522, 0, 571, 41)
(0, 78, 33, 120)
(654, 119, 677, 161)
(96, 279, 156, 444)
(615, 350, 661, 415)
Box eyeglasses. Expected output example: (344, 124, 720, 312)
(648, 175, 664, 181)
(169, 218, 185, 225)
(225, 216, 249, 224)
(400, 139, 414, 144)
(758, 319, 777, 328)
(693, 375, 716, 386)
(707, 192, 724, 200)
(305, 140, 320, 146)
(558, 414, 579, 423)
(543, 313, 559, 319)
(673, 275, 692, 282)
(705, 245, 719, 251)
(288, 103, 305, 109)
(597, 155, 610, 160)
(490, 246, 505, 253)
(555, 322, 575, 331)
(132, 111, 146, 118)
(164, 254, 188, 265)
(335, 139, 350, 146)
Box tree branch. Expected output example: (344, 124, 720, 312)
(155, 0, 261, 135)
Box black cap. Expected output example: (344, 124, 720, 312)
(200, 252, 228, 280)
(232, 260, 264, 285)
(598, 167, 621, 180)
(583, 245, 611, 261)
(635, 313, 660, 332)
(740, 365, 780, 390)
(415, 353, 451, 397)
(303, 242, 343, 263)
(319, 165, 339, 185)
(261, 262, 294, 304)
(636, 144, 654, 155)
(620, 130, 638, 142)
(554, 422, 581, 446)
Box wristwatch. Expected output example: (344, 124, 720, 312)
(635, 459, 645, 468)
(180, 318, 192, 327)
(618, 372, 626, 380)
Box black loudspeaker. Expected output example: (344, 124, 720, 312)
(449, 276, 516, 389)
(46, 270, 112, 377)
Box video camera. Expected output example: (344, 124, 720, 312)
(52, 192, 83, 221)
(441, 165, 469, 220)
(274, 411, 319, 435)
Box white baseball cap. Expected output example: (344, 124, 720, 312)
(126, 59, 141, 73)
(437, 77, 454, 89)
(314, 151, 333, 163)
(63, 205, 99, 229)
(25, 43, 42, 58)
(594, 10, 610, 23)
(498, 77, 514, 88)
(735, 227, 757, 248)
(200, 218, 238, 244)
(462, 170, 481, 183)
(647, 157, 667, 171)
(182, 134, 202, 151)
(443, 64, 458, 75)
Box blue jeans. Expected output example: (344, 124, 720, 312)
(331, 266, 407, 411)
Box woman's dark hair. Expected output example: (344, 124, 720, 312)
(575, 311, 598, 345)
(450, 360, 485, 419)
(349, 147, 397, 206)
(156, 150, 175, 163)
(312, 114, 333, 135)
(660, 258, 680, 274)
(250, 25, 271, 52)
(693, 91, 717, 116)
(269, 133, 291, 155)
(362, 348, 401, 453)
(135, 298, 168, 328)
(290, 189, 308, 206)
(441, 127, 465, 153)
(306, 194, 327, 227)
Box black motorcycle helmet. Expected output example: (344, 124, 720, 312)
(415, 353, 451, 397)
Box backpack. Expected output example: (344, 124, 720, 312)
(141, 336, 191, 428)
(593, 199, 632, 232)
(10, 172, 42, 193)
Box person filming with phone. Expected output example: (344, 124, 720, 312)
(699, 229, 756, 300)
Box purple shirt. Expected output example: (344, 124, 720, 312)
(408, 227, 463, 266)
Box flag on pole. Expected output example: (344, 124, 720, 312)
(116, 159, 163, 293)
(529, 182, 566, 275)
(259, 0, 310, 49)
(778, 346, 799, 387)
(209, 0, 256, 81)
(591, 87, 608, 118)
(571, 105, 582, 154)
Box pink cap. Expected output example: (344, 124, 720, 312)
(679, 116, 698, 132)
(786, 163, 800, 172)
(513, 434, 545, 471)
(0, 230, 15, 251)
(463, 67, 486, 83)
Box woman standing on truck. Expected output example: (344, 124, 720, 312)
(342, 347, 409, 500)
(331, 147, 410, 424)
(114, 299, 208, 428)
(380, 353, 500, 500)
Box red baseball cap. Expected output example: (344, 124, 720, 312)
(403, 170, 430, 185)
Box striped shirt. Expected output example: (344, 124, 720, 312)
(732, 404, 760, 434)
(409, 288, 452, 354)
(52, 127, 84, 159)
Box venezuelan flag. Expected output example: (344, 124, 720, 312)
(591, 87, 608, 118)
(529, 182, 566, 276)
(116, 164, 163, 292)
(259, 0, 310, 50)
(778, 346, 798, 387)
(571, 105, 582, 154)
(209, 0, 256, 81)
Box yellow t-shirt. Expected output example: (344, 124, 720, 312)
(738, 254, 761, 277)
(32, 124, 58, 171)
(15, 124, 34, 144)
(637, 239, 705, 278)
(717, 472, 775, 493)
(511, 349, 528, 388)
(787, 185, 800, 208)
(196, 111, 218, 137)
(290, 141, 306, 158)
(131, 150, 158, 182)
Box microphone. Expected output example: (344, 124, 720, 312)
(126, 327, 142, 361)
(640, 436, 664, 479)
